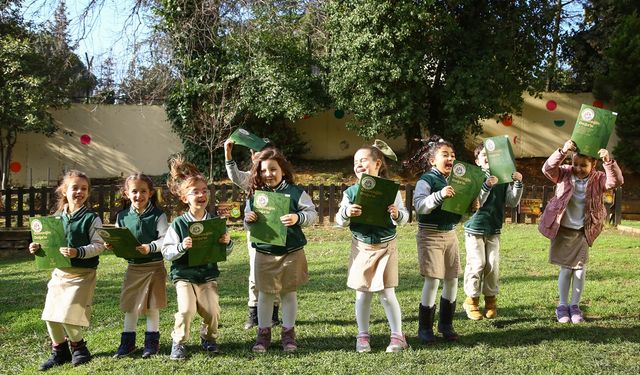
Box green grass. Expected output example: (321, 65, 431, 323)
(620, 220, 640, 229)
(1, 224, 639, 374)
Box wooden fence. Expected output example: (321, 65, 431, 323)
(0, 184, 624, 229)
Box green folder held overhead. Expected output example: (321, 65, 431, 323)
(188, 218, 228, 266)
(485, 135, 516, 184)
(571, 104, 617, 158)
(229, 128, 268, 151)
(351, 174, 400, 228)
(97, 227, 143, 259)
(250, 191, 291, 247)
(30, 216, 71, 269)
(442, 161, 486, 216)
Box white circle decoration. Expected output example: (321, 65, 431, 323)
(97, 229, 111, 239)
(190, 223, 204, 235)
(31, 219, 43, 233)
(255, 194, 269, 208)
(485, 139, 496, 152)
(361, 176, 376, 190)
(453, 163, 466, 177)
(581, 108, 595, 121)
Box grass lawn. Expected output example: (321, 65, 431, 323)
(620, 220, 640, 229)
(1, 224, 639, 374)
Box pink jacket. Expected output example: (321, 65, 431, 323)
(538, 149, 624, 246)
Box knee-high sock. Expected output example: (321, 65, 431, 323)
(421, 277, 440, 307)
(62, 323, 83, 342)
(146, 309, 160, 332)
(46, 321, 67, 344)
(571, 267, 586, 306)
(558, 267, 572, 306)
(124, 311, 138, 332)
(379, 288, 402, 335)
(281, 291, 298, 329)
(355, 291, 373, 333)
(257, 292, 276, 328)
(442, 278, 458, 302)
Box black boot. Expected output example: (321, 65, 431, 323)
(113, 332, 136, 358)
(272, 304, 281, 327)
(244, 306, 258, 330)
(70, 339, 92, 366)
(142, 331, 160, 358)
(418, 303, 437, 344)
(38, 340, 72, 371)
(437, 297, 459, 341)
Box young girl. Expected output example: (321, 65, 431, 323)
(244, 148, 318, 353)
(335, 143, 409, 353)
(111, 173, 168, 359)
(224, 138, 280, 329)
(409, 136, 462, 344)
(539, 140, 623, 323)
(28, 170, 105, 371)
(161, 156, 233, 360)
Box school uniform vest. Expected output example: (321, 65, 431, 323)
(344, 184, 397, 244)
(116, 204, 165, 264)
(464, 182, 507, 235)
(251, 181, 308, 256)
(61, 206, 100, 269)
(169, 214, 220, 284)
(417, 171, 461, 231)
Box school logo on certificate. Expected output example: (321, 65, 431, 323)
(255, 193, 269, 208)
(190, 223, 204, 235)
(361, 176, 376, 190)
(581, 108, 595, 121)
(97, 229, 111, 239)
(31, 219, 43, 233)
(453, 163, 467, 177)
(485, 139, 496, 152)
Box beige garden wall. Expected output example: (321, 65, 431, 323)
(9, 92, 618, 186)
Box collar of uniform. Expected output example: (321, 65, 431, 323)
(183, 211, 210, 222)
(63, 204, 88, 220)
(129, 202, 154, 216)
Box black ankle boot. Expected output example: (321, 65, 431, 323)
(39, 340, 72, 371)
(418, 303, 437, 344)
(113, 331, 136, 358)
(142, 331, 160, 358)
(437, 297, 459, 341)
(70, 339, 92, 366)
(244, 306, 258, 330)
(272, 304, 281, 326)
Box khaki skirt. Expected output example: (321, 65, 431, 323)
(120, 261, 168, 313)
(416, 228, 460, 279)
(41, 267, 97, 327)
(254, 249, 309, 294)
(347, 238, 398, 292)
(549, 226, 589, 269)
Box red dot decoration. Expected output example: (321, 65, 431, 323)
(546, 100, 557, 111)
(592, 100, 604, 108)
(9, 161, 21, 173)
(80, 134, 91, 145)
(501, 115, 513, 127)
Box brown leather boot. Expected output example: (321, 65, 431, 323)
(484, 295, 497, 319)
(252, 327, 272, 353)
(281, 326, 297, 352)
(463, 296, 483, 320)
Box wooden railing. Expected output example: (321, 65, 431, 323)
(0, 184, 623, 229)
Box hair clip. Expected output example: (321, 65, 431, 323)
(372, 139, 398, 161)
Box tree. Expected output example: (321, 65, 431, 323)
(0, 1, 90, 188)
(327, 1, 554, 157)
(94, 56, 117, 104)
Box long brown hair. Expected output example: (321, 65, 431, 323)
(404, 135, 454, 175)
(54, 170, 91, 213)
(166, 155, 208, 210)
(249, 148, 295, 195)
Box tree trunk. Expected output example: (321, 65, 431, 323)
(545, 0, 562, 91)
(1, 128, 17, 190)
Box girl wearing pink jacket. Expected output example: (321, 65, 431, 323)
(539, 140, 623, 324)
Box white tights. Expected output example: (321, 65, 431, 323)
(558, 266, 586, 306)
(421, 276, 458, 307)
(355, 288, 403, 335)
(123, 309, 160, 332)
(258, 291, 297, 328)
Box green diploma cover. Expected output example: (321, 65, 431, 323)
(229, 128, 268, 151)
(351, 174, 400, 228)
(30, 216, 71, 269)
(97, 227, 143, 259)
(571, 104, 617, 158)
(485, 135, 516, 184)
(188, 218, 228, 266)
(442, 161, 485, 215)
(250, 191, 291, 246)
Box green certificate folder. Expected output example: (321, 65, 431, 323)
(485, 135, 516, 184)
(250, 191, 291, 246)
(442, 161, 485, 215)
(571, 104, 617, 158)
(351, 174, 400, 228)
(188, 218, 228, 266)
(97, 227, 143, 259)
(229, 128, 268, 151)
(30, 216, 71, 269)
